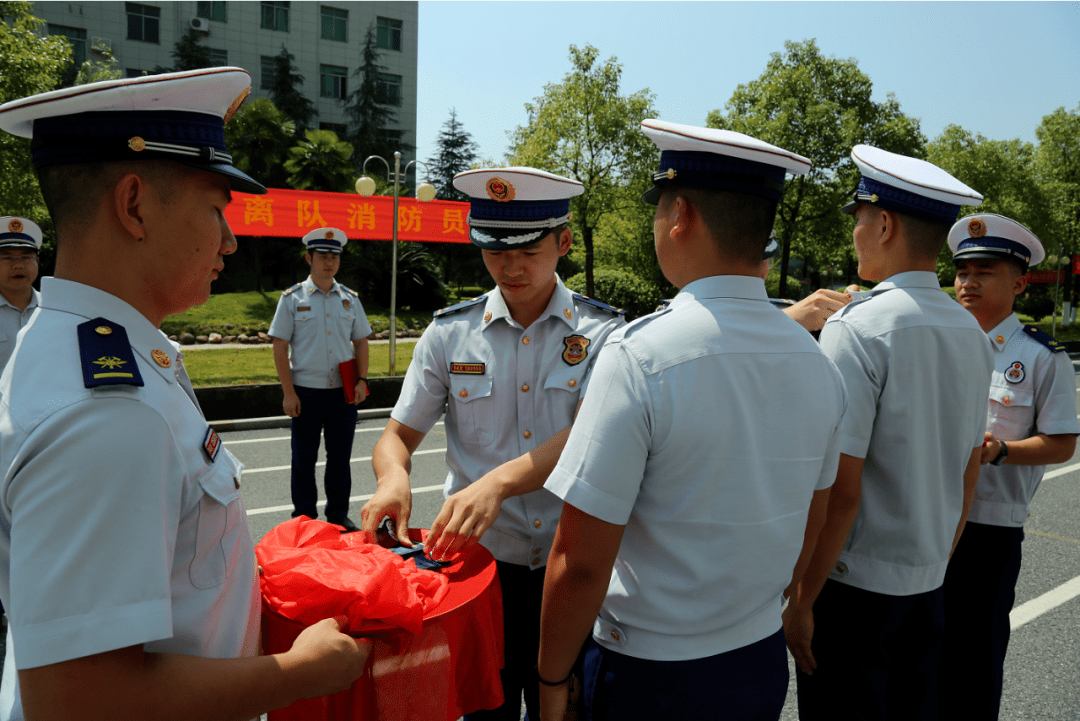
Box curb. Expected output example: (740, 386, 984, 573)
(212, 407, 395, 432)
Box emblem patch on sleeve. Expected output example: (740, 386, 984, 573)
(1005, 361, 1025, 384)
(203, 426, 221, 463)
(450, 363, 485, 375)
(562, 335, 591, 365)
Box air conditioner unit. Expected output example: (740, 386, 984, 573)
(190, 17, 210, 32)
(90, 37, 111, 54)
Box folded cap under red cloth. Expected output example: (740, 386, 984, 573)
(256, 517, 450, 635)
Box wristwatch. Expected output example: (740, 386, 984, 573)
(990, 440, 1009, 466)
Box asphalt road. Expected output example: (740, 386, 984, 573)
(4, 366, 1080, 718)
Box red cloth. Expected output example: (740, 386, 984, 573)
(339, 360, 358, 403)
(261, 520, 505, 721)
(257, 517, 448, 634)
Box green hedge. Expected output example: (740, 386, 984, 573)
(565, 269, 664, 320)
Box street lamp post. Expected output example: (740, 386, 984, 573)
(356, 152, 435, 376)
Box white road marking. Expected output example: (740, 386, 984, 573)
(1011, 575, 1080, 630)
(246, 483, 445, 516)
(225, 421, 445, 445)
(241, 446, 446, 475)
(1043, 461, 1080, 481)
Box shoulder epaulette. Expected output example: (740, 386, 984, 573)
(339, 284, 359, 297)
(1024, 325, 1067, 353)
(281, 282, 303, 297)
(77, 318, 145, 388)
(770, 298, 796, 309)
(573, 293, 627, 316)
(433, 295, 487, 319)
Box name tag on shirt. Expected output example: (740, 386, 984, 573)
(450, 363, 485, 375)
(298, 306, 311, 312)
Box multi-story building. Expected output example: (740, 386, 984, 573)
(31, 1, 418, 149)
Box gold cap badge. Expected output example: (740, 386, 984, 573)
(968, 217, 987, 238)
(152, 349, 172, 368)
(666, 168, 676, 180)
(95, 325, 113, 336)
(223, 88, 250, 124)
(128, 136, 146, 152)
(325, 230, 335, 240)
(486, 177, 515, 203)
(8, 219, 22, 233)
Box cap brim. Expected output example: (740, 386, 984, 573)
(170, 159, 267, 195)
(469, 226, 548, 249)
(840, 199, 859, 216)
(951, 248, 1026, 266)
(0, 240, 38, 250)
(641, 185, 662, 205)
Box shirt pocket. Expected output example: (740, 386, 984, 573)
(190, 454, 243, 589)
(988, 383, 1035, 441)
(448, 374, 495, 447)
(543, 364, 589, 397)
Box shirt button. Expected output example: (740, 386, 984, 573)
(533, 547, 542, 555)
(534, 519, 542, 529)
(522, 336, 530, 345)
(531, 558, 540, 566)
(522, 384, 530, 392)
(523, 430, 531, 439)
(1003, 396, 1011, 404)
(568, 379, 577, 388)
(460, 389, 468, 398)
(996, 335, 1005, 344)
(610, 631, 620, 641)
(234, 477, 240, 489)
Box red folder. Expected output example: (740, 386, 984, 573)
(339, 360, 358, 403)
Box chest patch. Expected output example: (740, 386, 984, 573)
(562, 335, 591, 366)
(450, 362, 485, 375)
(297, 305, 311, 312)
(342, 299, 351, 311)
(1005, 361, 1025, 384)
(203, 426, 221, 463)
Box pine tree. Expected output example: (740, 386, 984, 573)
(342, 23, 399, 170)
(171, 27, 213, 71)
(426, 108, 478, 202)
(269, 45, 316, 135)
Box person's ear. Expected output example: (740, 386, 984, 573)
(113, 172, 148, 242)
(1013, 269, 1028, 297)
(669, 195, 693, 243)
(556, 226, 572, 257)
(304, 252, 312, 266)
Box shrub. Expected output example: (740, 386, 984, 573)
(565, 269, 664, 321)
(766, 274, 803, 300)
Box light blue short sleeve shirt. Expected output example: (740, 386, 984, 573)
(968, 313, 1079, 527)
(392, 277, 625, 567)
(546, 275, 847, 662)
(269, 277, 372, 389)
(0, 279, 259, 721)
(818, 271, 993, 595)
(0, 288, 38, 372)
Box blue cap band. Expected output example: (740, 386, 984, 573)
(307, 239, 343, 248)
(468, 197, 571, 225)
(0, 232, 36, 244)
(955, 236, 1031, 265)
(853, 177, 961, 224)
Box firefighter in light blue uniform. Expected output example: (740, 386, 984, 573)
(0, 217, 42, 372)
(941, 213, 1079, 719)
(362, 167, 626, 721)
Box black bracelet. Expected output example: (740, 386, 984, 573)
(990, 439, 1009, 466)
(356, 377, 368, 383)
(536, 667, 572, 686)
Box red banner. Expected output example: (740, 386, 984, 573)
(1026, 270, 1068, 284)
(224, 187, 472, 244)
(1073, 255, 1080, 275)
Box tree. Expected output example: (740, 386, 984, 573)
(284, 129, 355, 192)
(426, 109, 478, 202)
(0, 1, 70, 232)
(706, 39, 925, 295)
(171, 27, 214, 71)
(1035, 105, 1080, 256)
(268, 45, 316, 135)
(508, 44, 658, 297)
(74, 41, 123, 85)
(225, 97, 295, 189)
(343, 23, 399, 170)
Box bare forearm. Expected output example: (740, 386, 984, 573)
(996, 433, 1076, 466)
(786, 488, 831, 598)
(271, 340, 295, 396)
(354, 338, 369, 379)
(538, 545, 609, 682)
(952, 447, 982, 556)
(492, 426, 572, 499)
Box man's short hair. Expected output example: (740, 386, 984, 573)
(678, 188, 777, 266)
(893, 211, 951, 260)
(37, 161, 187, 235)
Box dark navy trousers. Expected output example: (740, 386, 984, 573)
(582, 628, 788, 721)
(290, 385, 357, 521)
(940, 522, 1024, 720)
(796, 579, 945, 720)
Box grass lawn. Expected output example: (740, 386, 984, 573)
(182, 341, 417, 387)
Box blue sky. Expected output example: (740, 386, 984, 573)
(414, 1, 1080, 169)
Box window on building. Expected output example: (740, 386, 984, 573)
(260, 55, 277, 90)
(205, 48, 228, 67)
(319, 64, 347, 99)
(376, 73, 402, 106)
(126, 3, 160, 43)
(375, 128, 403, 149)
(376, 17, 401, 51)
(261, 1, 290, 32)
(321, 6, 347, 42)
(48, 25, 87, 69)
(196, 1, 227, 22)
(319, 122, 348, 138)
